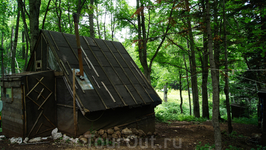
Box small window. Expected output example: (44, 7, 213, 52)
(72, 69, 93, 90)
(5, 88, 12, 98)
(36, 60, 42, 70)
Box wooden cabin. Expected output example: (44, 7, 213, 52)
(0, 30, 162, 138)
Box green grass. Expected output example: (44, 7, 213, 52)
(155, 89, 258, 125)
(155, 90, 209, 123)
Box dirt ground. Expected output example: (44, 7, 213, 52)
(0, 121, 263, 150)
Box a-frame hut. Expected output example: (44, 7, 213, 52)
(0, 30, 162, 137)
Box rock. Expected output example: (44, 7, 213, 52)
(83, 131, 91, 138)
(10, 137, 23, 144)
(147, 132, 152, 136)
(138, 129, 146, 137)
(112, 133, 118, 139)
(102, 133, 108, 139)
(98, 129, 105, 135)
(107, 129, 114, 135)
(51, 128, 62, 140)
(121, 128, 132, 135)
(71, 138, 79, 144)
(131, 128, 138, 135)
(63, 134, 70, 142)
(153, 132, 158, 136)
(23, 137, 29, 143)
(114, 126, 120, 131)
(29, 137, 42, 143)
(251, 133, 262, 138)
(108, 134, 113, 139)
(79, 137, 88, 144)
(94, 132, 99, 138)
(123, 138, 130, 142)
(115, 131, 121, 138)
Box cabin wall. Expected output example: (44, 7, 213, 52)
(0, 71, 57, 138)
(1, 80, 24, 137)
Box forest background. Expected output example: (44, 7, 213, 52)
(0, 0, 266, 149)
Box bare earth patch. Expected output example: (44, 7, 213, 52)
(0, 121, 262, 150)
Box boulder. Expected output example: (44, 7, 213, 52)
(121, 128, 132, 135)
(102, 133, 108, 139)
(131, 128, 138, 135)
(79, 136, 88, 144)
(138, 129, 146, 137)
(114, 126, 120, 131)
(107, 129, 114, 135)
(98, 129, 105, 135)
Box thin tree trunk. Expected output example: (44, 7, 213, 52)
(24, 30, 29, 70)
(96, 3, 101, 39)
(163, 82, 168, 102)
(223, 0, 232, 134)
(12, 2, 20, 74)
(55, 0, 62, 32)
(89, 0, 95, 38)
(183, 54, 192, 115)
(29, 0, 41, 51)
(104, 12, 107, 40)
(22, 30, 25, 59)
(179, 72, 183, 114)
(19, 0, 30, 70)
(213, 0, 222, 120)
(42, 0, 51, 29)
(1, 32, 4, 77)
(10, 26, 14, 73)
(67, 0, 72, 33)
(207, 0, 222, 149)
(202, 0, 209, 119)
(111, 14, 115, 41)
(185, 0, 200, 118)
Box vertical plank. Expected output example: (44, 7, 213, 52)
(72, 69, 77, 137)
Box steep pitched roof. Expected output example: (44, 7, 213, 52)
(29, 30, 161, 113)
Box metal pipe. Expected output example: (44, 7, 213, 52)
(73, 13, 84, 77)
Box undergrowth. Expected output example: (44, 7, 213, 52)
(155, 90, 258, 125)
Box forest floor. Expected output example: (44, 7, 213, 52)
(0, 120, 263, 150)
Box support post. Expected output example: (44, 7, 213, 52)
(73, 69, 77, 137)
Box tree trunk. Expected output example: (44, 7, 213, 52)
(18, 0, 30, 70)
(12, 1, 21, 73)
(89, 0, 95, 38)
(183, 54, 192, 115)
(55, 0, 62, 32)
(179, 72, 183, 114)
(163, 82, 168, 102)
(202, 0, 209, 119)
(207, 0, 222, 149)
(10, 26, 14, 73)
(185, 0, 200, 118)
(104, 12, 107, 40)
(67, 0, 72, 33)
(29, 0, 41, 51)
(22, 30, 25, 59)
(96, 3, 101, 39)
(42, 0, 51, 29)
(223, 0, 233, 134)
(111, 14, 115, 41)
(1, 33, 4, 77)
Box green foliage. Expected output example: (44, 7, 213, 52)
(195, 142, 215, 150)
(251, 145, 266, 150)
(232, 117, 258, 125)
(155, 100, 208, 123)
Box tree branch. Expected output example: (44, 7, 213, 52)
(149, 2, 176, 71)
